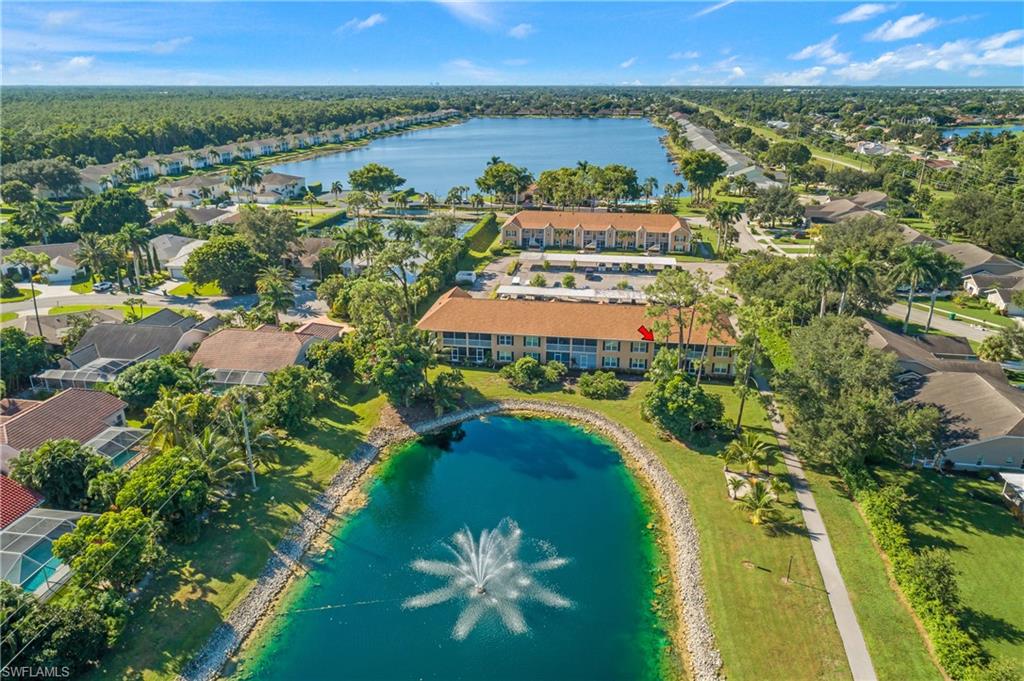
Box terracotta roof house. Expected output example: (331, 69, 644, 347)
(500, 210, 692, 254)
(0, 242, 83, 284)
(0, 389, 128, 474)
(189, 326, 326, 387)
(938, 243, 1024, 277)
(294, 319, 346, 341)
(0, 399, 42, 423)
(1, 309, 123, 347)
(417, 288, 737, 375)
(35, 310, 217, 389)
(0, 475, 43, 529)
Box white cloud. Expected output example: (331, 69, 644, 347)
(150, 36, 192, 54)
(764, 66, 828, 86)
(835, 30, 1024, 81)
(507, 23, 534, 39)
(730, 66, 746, 78)
(65, 56, 95, 70)
(42, 10, 80, 28)
(670, 50, 700, 60)
(790, 35, 849, 65)
(445, 58, 502, 82)
(620, 56, 638, 69)
(866, 14, 941, 42)
(436, 1, 498, 28)
(337, 13, 387, 34)
(834, 4, 893, 24)
(693, 0, 736, 18)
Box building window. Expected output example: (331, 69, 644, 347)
(497, 335, 514, 346)
(629, 358, 647, 370)
(603, 340, 620, 351)
(524, 352, 541, 361)
(713, 365, 728, 375)
(497, 351, 513, 363)
(713, 345, 731, 358)
(602, 356, 619, 369)
(524, 336, 541, 347)
(546, 351, 569, 364)
(631, 341, 649, 354)
(450, 348, 460, 362)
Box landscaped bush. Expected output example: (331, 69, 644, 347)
(858, 483, 989, 680)
(9, 439, 114, 510)
(499, 357, 566, 392)
(577, 371, 628, 399)
(642, 372, 724, 436)
(463, 212, 498, 253)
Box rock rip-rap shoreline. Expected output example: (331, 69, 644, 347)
(178, 400, 722, 681)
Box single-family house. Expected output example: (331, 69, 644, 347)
(500, 211, 692, 254)
(287, 237, 338, 279)
(166, 240, 208, 280)
(150, 207, 230, 230)
(417, 288, 737, 374)
(939, 243, 1024, 278)
(1, 309, 124, 348)
(147, 234, 209, 279)
(249, 172, 305, 204)
(0, 242, 83, 284)
(34, 310, 219, 389)
(190, 324, 341, 387)
(156, 175, 230, 207)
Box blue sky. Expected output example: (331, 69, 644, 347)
(3, 2, 1022, 86)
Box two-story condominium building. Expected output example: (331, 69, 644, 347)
(417, 289, 737, 374)
(500, 211, 692, 254)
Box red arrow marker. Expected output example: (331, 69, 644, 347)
(637, 325, 654, 341)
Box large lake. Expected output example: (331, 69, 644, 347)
(272, 117, 683, 197)
(942, 124, 1024, 138)
(234, 415, 670, 681)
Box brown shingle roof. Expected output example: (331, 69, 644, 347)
(503, 210, 687, 235)
(417, 288, 736, 345)
(0, 389, 126, 454)
(189, 328, 308, 373)
(294, 321, 344, 341)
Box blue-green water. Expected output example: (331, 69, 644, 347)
(272, 117, 683, 197)
(942, 124, 1024, 138)
(235, 416, 666, 681)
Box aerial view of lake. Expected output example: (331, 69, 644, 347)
(272, 117, 683, 197)
(234, 415, 670, 681)
(942, 124, 1024, 138)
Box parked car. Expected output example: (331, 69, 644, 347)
(584, 268, 598, 281)
(93, 281, 113, 292)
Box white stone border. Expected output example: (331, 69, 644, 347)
(178, 400, 722, 681)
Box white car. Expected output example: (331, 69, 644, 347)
(93, 281, 113, 292)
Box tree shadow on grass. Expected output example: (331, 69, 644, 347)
(961, 607, 1024, 649)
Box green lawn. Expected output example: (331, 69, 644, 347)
(70, 276, 95, 294)
(0, 287, 39, 303)
(47, 304, 170, 317)
(778, 245, 815, 254)
(168, 281, 224, 297)
(453, 368, 851, 681)
(82, 383, 388, 681)
(0, 311, 17, 322)
(875, 467, 1024, 666)
(912, 298, 1016, 329)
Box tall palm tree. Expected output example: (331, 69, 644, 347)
(330, 180, 344, 198)
(392, 193, 409, 211)
(706, 201, 741, 253)
(177, 365, 213, 394)
(445, 187, 462, 213)
(189, 427, 247, 486)
(304, 189, 318, 216)
(642, 176, 659, 204)
(808, 256, 837, 317)
(333, 229, 362, 272)
(388, 219, 421, 242)
(469, 193, 484, 209)
(15, 200, 61, 245)
(833, 250, 875, 315)
(3, 249, 52, 336)
(891, 244, 940, 334)
(421, 193, 437, 210)
(229, 162, 263, 203)
(75, 233, 110, 284)
(694, 295, 735, 387)
(923, 252, 962, 333)
(354, 221, 385, 266)
(119, 222, 152, 287)
(256, 267, 295, 324)
(145, 387, 193, 451)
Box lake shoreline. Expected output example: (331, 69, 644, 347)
(179, 400, 722, 681)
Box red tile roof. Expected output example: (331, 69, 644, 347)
(0, 475, 43, 529)
(0, 389, 126, 454)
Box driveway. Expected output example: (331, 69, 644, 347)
(883, 303, 994, 342)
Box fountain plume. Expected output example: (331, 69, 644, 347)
(403, 518, 571, 640)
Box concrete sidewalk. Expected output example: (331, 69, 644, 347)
(757, 377, 878, 681)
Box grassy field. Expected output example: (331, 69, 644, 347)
(912, 298, 1016, 329)
(0, 287, 39, 303)
(0, 311, 17, 322)
(453, 368, 851, 681)
(47, 303, 170, 317)
(875, 467, 1024, 666)
(168, 281, 224, 297)
(82, 383, 388, 681)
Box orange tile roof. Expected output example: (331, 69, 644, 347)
(503, 210, 687, 235)
(417, 288, 736, 345)
(0, 475, 43, 529)
(0, 389, 126, 454)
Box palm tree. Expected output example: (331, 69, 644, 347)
(808, 256, 837, 317)
(694, 295, 735, 387)
(706, 201, 741, 253)
(891, 244, 940, 334)
(642, 176, 659, 204)
(345, 190, 368, 225)
(145, 387, 193, 450)
(923, 252, 962, 333)
(470, 193, 484, 209)
(488, 156, 502, 166)
(187, 151, 204, 169)
(177, 364, 212, 394)
(119, 222, 152, 288)
(421, 192, 437, 210)
(445, 187, 462, 213)
(15, 200, 61, 245)
(392, 192, 409, 211)
(75, 233, 110, 284)
(256, 267, 295, 324)
(727, 476, 748, 500)
(725, 434, 778, 476)
(719, 442, 743, 472)
(206, 148, 220, 166)
(3, 249, 52, 336)
(123, 297, 145, 321)
(388, 219, 421, 242)
(189, 427, 247, 485)
(229, 162, 263, 203)
(333, 229, 362, 273)
(304, 189, 318, 216)
(354, 221, 385, 266)
(330, 180, 344, 199)
(833, 250, 875, 315)
(741, 480, 776, 525)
